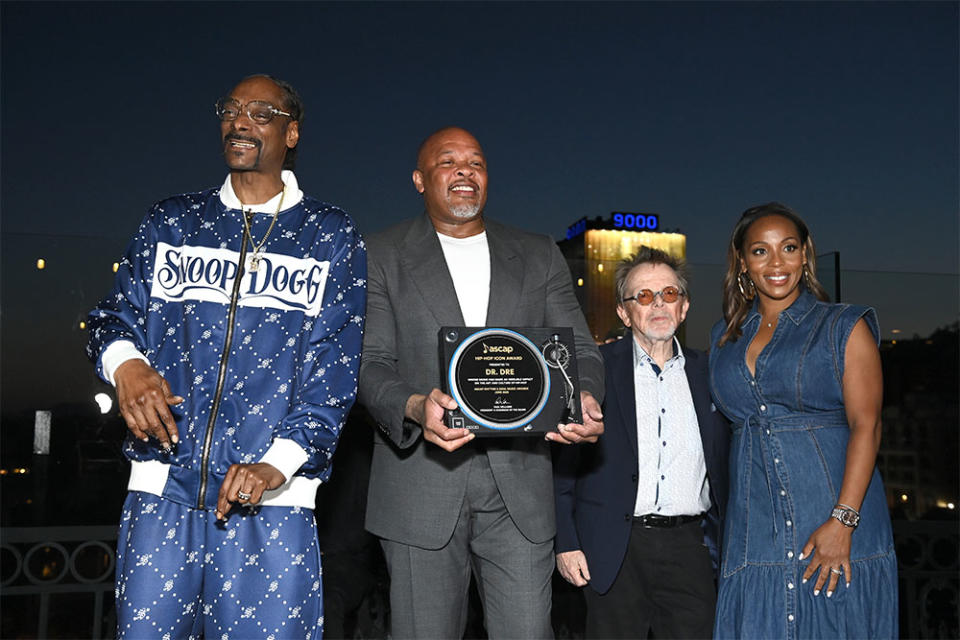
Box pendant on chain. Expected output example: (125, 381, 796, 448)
(240, 187, 285, 276)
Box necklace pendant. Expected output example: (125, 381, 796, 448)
(249, 254, 261, 272)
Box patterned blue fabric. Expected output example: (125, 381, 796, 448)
(86, 185, 366, 507)
(88, 181, 364, 637)
(709, 291, 898, 639)
(116, 492, 322, 639)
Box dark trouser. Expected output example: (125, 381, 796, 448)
(584, 518, 715, 640)
(381, 452, 554, 639)
(321, 545, 381, 639)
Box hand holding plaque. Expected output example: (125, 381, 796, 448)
(548, 390, 604, 445)
(439, 327, 583, 437)
(406, 389, 475, 451)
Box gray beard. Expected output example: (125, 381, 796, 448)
(448, 202, 481, 219)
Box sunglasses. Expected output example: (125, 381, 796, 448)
(622, 286, 685, 306)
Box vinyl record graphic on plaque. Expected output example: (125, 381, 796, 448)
(447, 328, 551, 431)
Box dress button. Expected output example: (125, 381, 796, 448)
(787, 551, 794, 558)
(786, 520, 793, 527)
(760, 404, 767, 411)
(780, 490, 786, 496)
(765, 429, 771, 435)
(774, 457, 780, 464)
(788, 614, 795, 622)
(788, 582, 795, 590)
(750, 380, 755, 386)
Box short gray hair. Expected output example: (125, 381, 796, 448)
(614, 246, 689, 303)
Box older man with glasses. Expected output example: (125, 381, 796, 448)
(86, 74, 365, 639)
(554, 246, 730, 639)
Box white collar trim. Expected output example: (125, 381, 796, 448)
(633, 336, 685, 369)
(219, 170, 304, 213)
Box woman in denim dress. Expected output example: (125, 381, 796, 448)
(709, 203, 898, 639)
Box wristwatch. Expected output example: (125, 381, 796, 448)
(831, 504, 861, 528)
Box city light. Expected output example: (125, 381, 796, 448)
(2, 468, 31, 475)
(0, 468, 32, 476)
(577, 278, 584, 287)
(112, 262, 119, 273)
(891, 329, 902, 334)
(597, 263, 604, 272)
(79, 321, 86, 330)
(94, 393, 113, 415)
(949, 503, 956, 510)
(900, 494, 909, 502)
(36, 258, 46, 270)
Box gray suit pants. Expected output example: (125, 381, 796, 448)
(381, 450, 554, 639)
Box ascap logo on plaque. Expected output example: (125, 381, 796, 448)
(439, 327, 583, 436)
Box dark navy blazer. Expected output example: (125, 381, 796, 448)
(554, 336, 730, 595)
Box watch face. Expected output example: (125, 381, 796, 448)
(834, 507, 859, 527)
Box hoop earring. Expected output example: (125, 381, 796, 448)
(737, 272, 755, 300)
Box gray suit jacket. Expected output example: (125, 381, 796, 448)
(359, 213, 603, 549)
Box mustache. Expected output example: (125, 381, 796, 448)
(223, 133, 261, 148)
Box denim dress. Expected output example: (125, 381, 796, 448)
(709, 291, 898, 639)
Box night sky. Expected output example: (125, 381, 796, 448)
(2, 1, 957, 414)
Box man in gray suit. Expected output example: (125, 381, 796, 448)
(358, 127, 604, 638)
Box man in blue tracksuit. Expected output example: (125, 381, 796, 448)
(86, 75, 366, 639)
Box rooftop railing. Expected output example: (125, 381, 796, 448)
(1, 520, 956, 638)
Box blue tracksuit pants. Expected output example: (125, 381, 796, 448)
(115, 491, 323, 639)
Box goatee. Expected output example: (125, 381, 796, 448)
(449, 203, 481, 219)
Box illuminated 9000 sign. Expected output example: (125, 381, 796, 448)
(613, 212, 658, 230)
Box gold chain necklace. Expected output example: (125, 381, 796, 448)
(240, 185, 285, 272)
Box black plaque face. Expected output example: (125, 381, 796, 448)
(447, 329, 551, 431)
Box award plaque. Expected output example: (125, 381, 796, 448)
(439, 327, 583, 436)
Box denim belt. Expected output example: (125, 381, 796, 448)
(634, 513, 703, 528)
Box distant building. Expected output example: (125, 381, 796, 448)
(876, 325, 960, 519)
(557, 213, 686, 342)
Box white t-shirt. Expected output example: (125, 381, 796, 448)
(436, 231, 491, 326)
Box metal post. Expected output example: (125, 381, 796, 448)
(93, 590, 103, 639)
(33, 410, 51, 524)
(38, 591, 49, 638)
(833, 252, 842, 303)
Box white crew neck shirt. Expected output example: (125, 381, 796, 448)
(436, 231, 490, 326)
